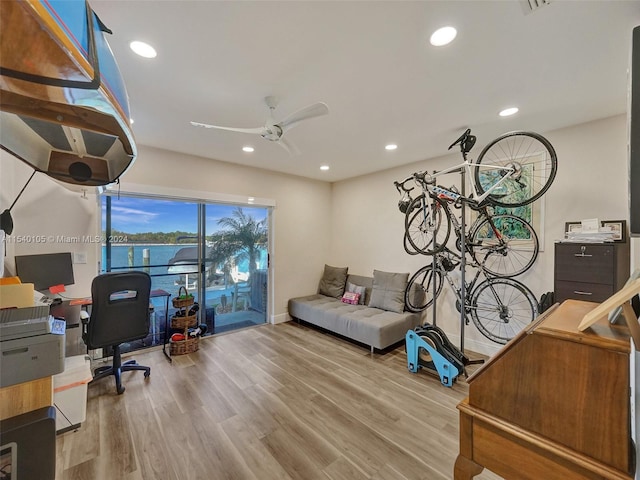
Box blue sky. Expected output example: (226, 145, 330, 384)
(101, 196, 267, 234)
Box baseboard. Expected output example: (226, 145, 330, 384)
(271, 313, 291, 324)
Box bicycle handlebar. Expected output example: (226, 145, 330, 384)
(394, 177, 414, 194)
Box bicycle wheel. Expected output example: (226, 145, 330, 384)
(404, 264, 444, 313)
(404, 194, 451, 255)
(403, 232, 420, 255)
(469, 214, 539, 278)
(470, 277, 537, 344)
(473, 131, 557, 207)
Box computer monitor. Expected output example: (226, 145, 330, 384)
(14, 252, 75, 292)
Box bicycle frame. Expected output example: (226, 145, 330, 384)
(434, 251, 482, 322)
(417, 156, 516, 207)
(434, 249, 523, 327)
(445, 203, 505, 253)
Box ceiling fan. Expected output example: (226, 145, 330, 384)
(190, 96, 329, 155)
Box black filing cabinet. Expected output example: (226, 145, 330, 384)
(554, 242, 630, 303)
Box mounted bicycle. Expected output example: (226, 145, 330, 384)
(404, 247, 538, 344)
(396, 129, 557, 264)
(396, 179, 539, 278)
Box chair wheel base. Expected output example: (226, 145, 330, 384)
(90, 347, 151, 394)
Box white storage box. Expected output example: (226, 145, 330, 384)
(53, 355, 92, 433)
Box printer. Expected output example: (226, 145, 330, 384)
(0, 304, 65, 388)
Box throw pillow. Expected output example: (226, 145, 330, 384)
(369, 270, 409, 314)
(347, 282, 367, 305)
(341, 291, 360, 305)
(318, 264, 348, 298)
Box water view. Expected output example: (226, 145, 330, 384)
(102, 244, 267, 295)
(101, 198, 270, 349)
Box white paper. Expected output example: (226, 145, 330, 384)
(581, 218, 600, 233)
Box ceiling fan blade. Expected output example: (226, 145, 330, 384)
(190, 121, 265, 135)
(277, 137, 301, 156)
(278, 102, 329, 133)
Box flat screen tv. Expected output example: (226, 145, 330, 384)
(630, 25, 640, 235)
(14, 252, 75, 292)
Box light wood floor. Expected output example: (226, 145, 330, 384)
(55, 322, 502, 480)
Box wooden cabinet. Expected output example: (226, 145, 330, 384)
(454, 300, 635, 479)
(0, 377, 53, 420)
(554, 242, 630, 303)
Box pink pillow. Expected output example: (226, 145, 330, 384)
(341, 291, 360, 305)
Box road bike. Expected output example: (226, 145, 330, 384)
(404, 247, 538, 344)
(395, 129, 557, 259)
(397, 183, 539, 277)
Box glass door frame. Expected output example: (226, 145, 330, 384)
(101, 192, 272, 334)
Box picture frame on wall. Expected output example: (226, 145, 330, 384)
(565, 222, 582, 235)
(601, 220, 627, 242)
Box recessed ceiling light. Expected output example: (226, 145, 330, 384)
(499, 107, 519, 117)
(242, 146, 255, 153)
(248, 197, 255, 203)
(430, 26, 457, 47)
(385, 144, 398, 151)
(129, 118, 134, 125)
(320, 165, 330, 171)
(130, 41, 157, 58)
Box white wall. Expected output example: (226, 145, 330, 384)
(330, 114, 629, 355)
(1, 146, 332, 321)
(1, 152, 101, 299)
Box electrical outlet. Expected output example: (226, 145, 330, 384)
(73, 252, 87, 264)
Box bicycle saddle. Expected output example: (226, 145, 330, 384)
(448, 128, 476, 154)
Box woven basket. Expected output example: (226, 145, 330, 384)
(172, 296, 194, 309)
(172, 286, 194, 309)
(170, 313, 197, 330)
(170, 336, 199, 355)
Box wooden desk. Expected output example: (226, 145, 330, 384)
(455, 300, 634, 480)
(0, 376, 53, 421)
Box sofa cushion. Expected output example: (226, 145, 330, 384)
(346, 282, 367, 305)
(345, 274, 373, 305)
(318, 264, 348, 298)
(341, 291, 360, 304)
(369, 270, 409, 314)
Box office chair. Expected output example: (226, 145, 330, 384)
(82, 271, 151, 394)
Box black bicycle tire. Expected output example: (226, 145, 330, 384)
(470, 277, 537, 344)
(404, 264, 444, 313)
(468, 214, 539, 278)
(403, 232, 420, 255)
(404, 194, 451, 255)
(473, 131, 557, 208)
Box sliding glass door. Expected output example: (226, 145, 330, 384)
(101, 194, 269, 351)
(203, 205, 268, 334)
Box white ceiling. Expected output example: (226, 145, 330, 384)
(90, 1, 640, 182)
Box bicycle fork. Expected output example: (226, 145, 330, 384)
(420, 197, 440, 234)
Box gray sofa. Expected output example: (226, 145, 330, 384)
(288, 272, 424, 351)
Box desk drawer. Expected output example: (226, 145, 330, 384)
(554, 244, 614, 284)
(554, 281, 613, 303)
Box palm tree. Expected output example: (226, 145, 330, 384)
(209, 207, 267, 275)
(208, 208, 267, 312)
